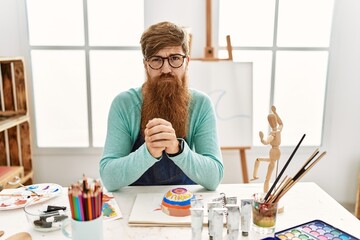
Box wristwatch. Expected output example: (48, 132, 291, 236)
(168, 139, 184, 157)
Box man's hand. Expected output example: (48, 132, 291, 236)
(144, 118, 179, 158)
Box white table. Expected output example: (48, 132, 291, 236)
(1, 182, 359, 239)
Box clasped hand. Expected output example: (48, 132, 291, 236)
(144, 118, 179, 158)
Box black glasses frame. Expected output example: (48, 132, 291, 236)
(146, 54, 186, 70)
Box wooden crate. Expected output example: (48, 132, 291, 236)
(0, 57, 33, 185)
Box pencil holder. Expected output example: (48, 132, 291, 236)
(62, 176, 104, 239)
(61, 216, 103, 240)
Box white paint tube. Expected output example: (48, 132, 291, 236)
(225, 204, 240, 240)
(191, 207, 204, 240)
(207, 202, 223, 240)
(212, 208, 226, 240)
(226, 196, 238, 205)
(241, 199, 252, 236)
(191, 196, 204, 208)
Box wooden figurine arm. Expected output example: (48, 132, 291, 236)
(259, 131, 274, 145)
(272, 105, 283, 131)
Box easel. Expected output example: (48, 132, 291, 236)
(190, 0, 251, 183)
(221, 146, 251, 183)
(190, 0, 233, 61)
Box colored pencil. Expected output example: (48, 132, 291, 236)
(67, 175, 103, 221)
(68, 187, 75, 219)
(87, 193, 93, 220)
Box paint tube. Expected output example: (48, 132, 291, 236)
(207, 202, 223, 240)
(225, 204, 240, 240)
(191, 195, 204, 208)
(212, 208, 226, 240)
(241, 199, 252, 236)
(191, 208, 204, 240)
(226, 196, 237, 205)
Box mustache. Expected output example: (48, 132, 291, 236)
(157, 73, 176, 80)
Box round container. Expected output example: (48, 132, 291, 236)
(252, 193, 279, 234)
(24, 197, 70, 232)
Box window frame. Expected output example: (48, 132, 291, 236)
(24, 0, 333, 155)
(26, 0, 143, 154)
(217, 0, 333, 147)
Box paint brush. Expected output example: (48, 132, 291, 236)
(274, 151, 327, 202)
(267, 176, 291, 203)
(264, 134, 306, 201)
(269, 150, 326, 203)
(270, 148, 320, 203)
(18, 182, 41, 197)
(0, 193, 44, 197)
(292, 148, 320, 181)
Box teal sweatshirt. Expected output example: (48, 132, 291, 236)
(99, 87, 224, 191)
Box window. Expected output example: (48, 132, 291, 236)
(26, 0, 334, 149)
(219, 0, 334, 146)
(26, 0, 144, 148)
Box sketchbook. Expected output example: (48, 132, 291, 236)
(128, 192, 230, 226)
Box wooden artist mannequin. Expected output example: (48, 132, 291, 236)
(251, 106, 283, 193)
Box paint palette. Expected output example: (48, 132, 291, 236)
(0, 183, 62, 210)
(274, 220, 358, 240)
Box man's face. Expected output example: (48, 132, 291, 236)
(144, 46, 189, 83)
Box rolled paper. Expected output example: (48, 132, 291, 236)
(207, 202, 223, 240)
(212, 208, 226, 240)
(225, 204, 240, 240)
(241, 199, 252, 236)
(190, 208, 204, 240)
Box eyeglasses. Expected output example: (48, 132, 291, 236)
(146, 54, 186, 70)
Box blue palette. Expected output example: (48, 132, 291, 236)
(274, 220, 359, 240)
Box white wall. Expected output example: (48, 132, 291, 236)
(0, 0, 25, 56)
(1, 0, 359, 211)
(321, 0, 360, 206)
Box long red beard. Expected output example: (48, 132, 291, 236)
(141, 72, 190, 138)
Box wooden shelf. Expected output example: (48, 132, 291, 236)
(0, 57, 33, 186)
(0, 114, 29, 132)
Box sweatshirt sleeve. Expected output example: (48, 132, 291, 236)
(99, 91, 159, 191)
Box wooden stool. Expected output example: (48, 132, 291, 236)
(355, 171, 360, 219)
(221, 146, 251, 183)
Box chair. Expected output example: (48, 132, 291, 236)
(221, 146, 251, 183)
